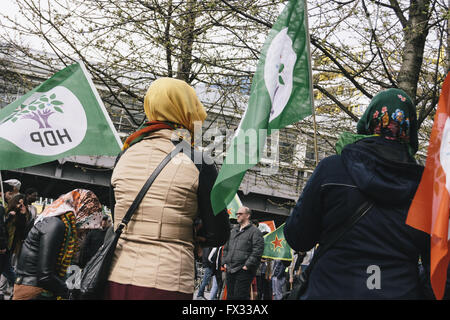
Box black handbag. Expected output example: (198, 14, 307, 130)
(79, 145, 183, 299)
(286, 199, 374, 300)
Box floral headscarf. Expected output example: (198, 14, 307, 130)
(356, 88, 418, 154)
(34, 189, 103, 229)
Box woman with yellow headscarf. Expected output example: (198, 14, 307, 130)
(122, 77, 207, 150)
(106, 78, 230, 300)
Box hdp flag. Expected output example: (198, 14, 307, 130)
(210, 0, 313, 214)
(406, 72, 450, 300)
(0, 62, 122, 170)
(262, 223, 292, 261)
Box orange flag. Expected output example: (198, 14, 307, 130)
(259, 220, 276, 233)
(406, 72, 450, 300)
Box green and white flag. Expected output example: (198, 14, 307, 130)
(211, 0, 313, 214)
(262, 223, 293, 261)
(0, 62, 122, 170)
(226, 193, 243, 220)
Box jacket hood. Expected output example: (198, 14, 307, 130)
(340, 136, 424, 205)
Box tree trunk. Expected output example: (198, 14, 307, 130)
(176, 0, 197, 83)
(397, 0, 431, 103)
(165, 0, 174, 78)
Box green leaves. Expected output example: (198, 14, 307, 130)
(3, 92, 66, 125)
(30, 93, 64, 108)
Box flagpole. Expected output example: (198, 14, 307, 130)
(303, 0, 319, 166)
(0, 171, 5, 206)
(311, 103, 319, 166)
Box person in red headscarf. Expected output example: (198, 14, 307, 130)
(12, 189, 103, 300)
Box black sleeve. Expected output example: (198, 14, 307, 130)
(0, 206, 7, 250)
(196, 162, 231, 248)
(37, 218, 69, 297)
(284, 159, 326, 252)
(109, 184, 116, 224)
(110, 150, 125, 224)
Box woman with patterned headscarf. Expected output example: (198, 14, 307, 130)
(13, 189, 103, 300)
(285, 88, 433, 299)
(106, 77, 230, 300)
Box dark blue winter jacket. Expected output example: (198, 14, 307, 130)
(284, 136, 431, 299)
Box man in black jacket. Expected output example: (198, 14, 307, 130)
(223, 206, 264, 300)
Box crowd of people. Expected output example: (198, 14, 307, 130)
(0, 181, 111, 300)
(0, 78, 449, 300)
(195, 217, 315, 301)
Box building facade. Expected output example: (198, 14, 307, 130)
(0, 50, 338, 225)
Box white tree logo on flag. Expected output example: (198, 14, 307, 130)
(264, 28, 297, 123)
(0, 86, 87, 156)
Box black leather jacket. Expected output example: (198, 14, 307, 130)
(15, 217, 69, 297)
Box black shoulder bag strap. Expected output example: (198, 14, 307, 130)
(310, 200, 374, 266)
(114, 143, 183, 235)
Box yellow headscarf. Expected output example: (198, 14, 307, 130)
(144, 77, 207, 133)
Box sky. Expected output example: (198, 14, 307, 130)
(2, 0, 19, 17)
(1, 0, 51, 50)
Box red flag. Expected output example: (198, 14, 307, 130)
(406, 72, 450, 300)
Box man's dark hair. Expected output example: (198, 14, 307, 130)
(24, 187, 38, 196)
(6, 193, 26, 214)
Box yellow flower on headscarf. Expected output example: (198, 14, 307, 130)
(144, 77, 207, 133)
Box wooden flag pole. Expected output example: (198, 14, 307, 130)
(0, 171, 5, 206)
(312, 105, 319, 166)
(304, 0, 319, 166)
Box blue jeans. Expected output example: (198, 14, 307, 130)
(272, 276, 286, 300)
(210, 272, 223, 300)
(210, 276, 219, 300)
(197, 266, 214, 298)
(1, 251, 16, 284)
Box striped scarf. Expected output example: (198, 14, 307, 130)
(56, 212, 78, 278)
(122, 120, 193, 151)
